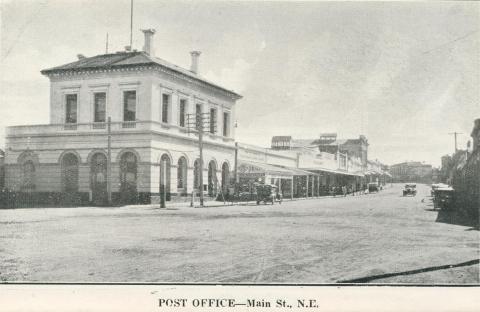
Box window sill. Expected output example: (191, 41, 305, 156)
(64, 124, 77, 130)
(160, 123, 171, 129)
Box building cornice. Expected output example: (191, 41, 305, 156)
(42, 63, 242, 101)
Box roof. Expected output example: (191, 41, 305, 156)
(238, 160, 318, 177)
(41, 51, 242, 99)
(291, 139, 316, 148)
(272, 136, 292, 141)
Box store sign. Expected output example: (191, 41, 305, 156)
(238, 164, 264, 174)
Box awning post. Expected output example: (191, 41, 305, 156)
(291, 177, 294, 200)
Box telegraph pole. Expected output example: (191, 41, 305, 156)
(448, 132, 463, 153)
(197, 113, 205, 207)
(234, 142, 239, 197)
(186, 111, 211, 207)
(107, 117, 112, 205)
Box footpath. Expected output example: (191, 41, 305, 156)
(129, 188, 383, 210)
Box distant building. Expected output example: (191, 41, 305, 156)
(390, 161, 433, 183)
(269, 133, 389, 195)
(271, 133, 369, 168)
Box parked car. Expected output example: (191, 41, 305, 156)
(255, 184, 282, 205)
(433, 187, 454, 210)
(431, 183, 449, 197)
(403, 184, 417, 196)
(368, 183, 379, 193)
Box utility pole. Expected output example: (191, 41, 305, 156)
(186, 111, 212, 207)
(234, 142, 239, 197)
(197, 112, 205, 207)
(107, 117, 112, 206)
(448, 132, 463, 153)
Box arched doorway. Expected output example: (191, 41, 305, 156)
(160, 154, 171, 202)
(22, 161, 36, 192)
(221, 162, 230, 193)
(208, 160, 217, 197)
(61, 153, 79, 194)
(177, 157, 187, 195)
(193, 159, 202, 192)
(120, 152, 137, 204)
(90, 153, 107, 205)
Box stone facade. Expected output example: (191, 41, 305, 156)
(3, 30, 241, 207)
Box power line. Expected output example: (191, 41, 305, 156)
(422, 30, 478, 55)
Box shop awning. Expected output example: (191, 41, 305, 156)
(238, 161, 321, 178)
(365, 170, 383, 176)
(238, 160, 295, 178)
(301, 167, 365, 177)
(282, 167, 321, 176)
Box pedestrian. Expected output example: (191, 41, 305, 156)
(342, 185, 347, 197)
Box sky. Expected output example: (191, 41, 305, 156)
(1, 0, 479, 167)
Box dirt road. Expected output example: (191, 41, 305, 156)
(1, 184, 478, 283)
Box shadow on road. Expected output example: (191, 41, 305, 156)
(435, 208, 479, 229)
(337, 259, 480, 283)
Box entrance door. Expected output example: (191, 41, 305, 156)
(91, 153, 108, 206)
(208, 161, 217, 197)
(120, 152, 137, 205)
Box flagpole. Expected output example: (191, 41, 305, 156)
(129, 0, 133, 48)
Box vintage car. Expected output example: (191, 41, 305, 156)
(433, 187, 454, 210)
(431, 183, 449, 197)
(403, 184, 417, 196)
(255, 184, 282, 205)
(368, 182, 379, 193)
(222, 184, 256, 202)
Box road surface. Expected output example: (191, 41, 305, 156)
(0, 184, 478, 283)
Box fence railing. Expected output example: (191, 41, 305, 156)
(6, 121, 235, 144)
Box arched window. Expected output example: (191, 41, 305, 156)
(193, 159, 202, 191)
(120, 152, 137, 204)
(23, 161, 36, 191)
(61, 153, 79, 193)
(208, 160, 217, 197)
(177, 157, 187, 191)
(221, 162, 230, 192)
(160, 154, 171, 201)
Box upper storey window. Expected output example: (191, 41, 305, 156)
(223, 112, 230, 137)
(65, 94, 77, 124)
(123, 91, 136, 121)
(195, 104, 202, 131)
(179, 99, 187, 127)
(162, 94, 170, 123)
(210, 108, 217, 134)
(94, 92, 106, 122)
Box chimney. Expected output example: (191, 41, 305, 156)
(141, 29, 156, 56)
(190, 51, 201, 74)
